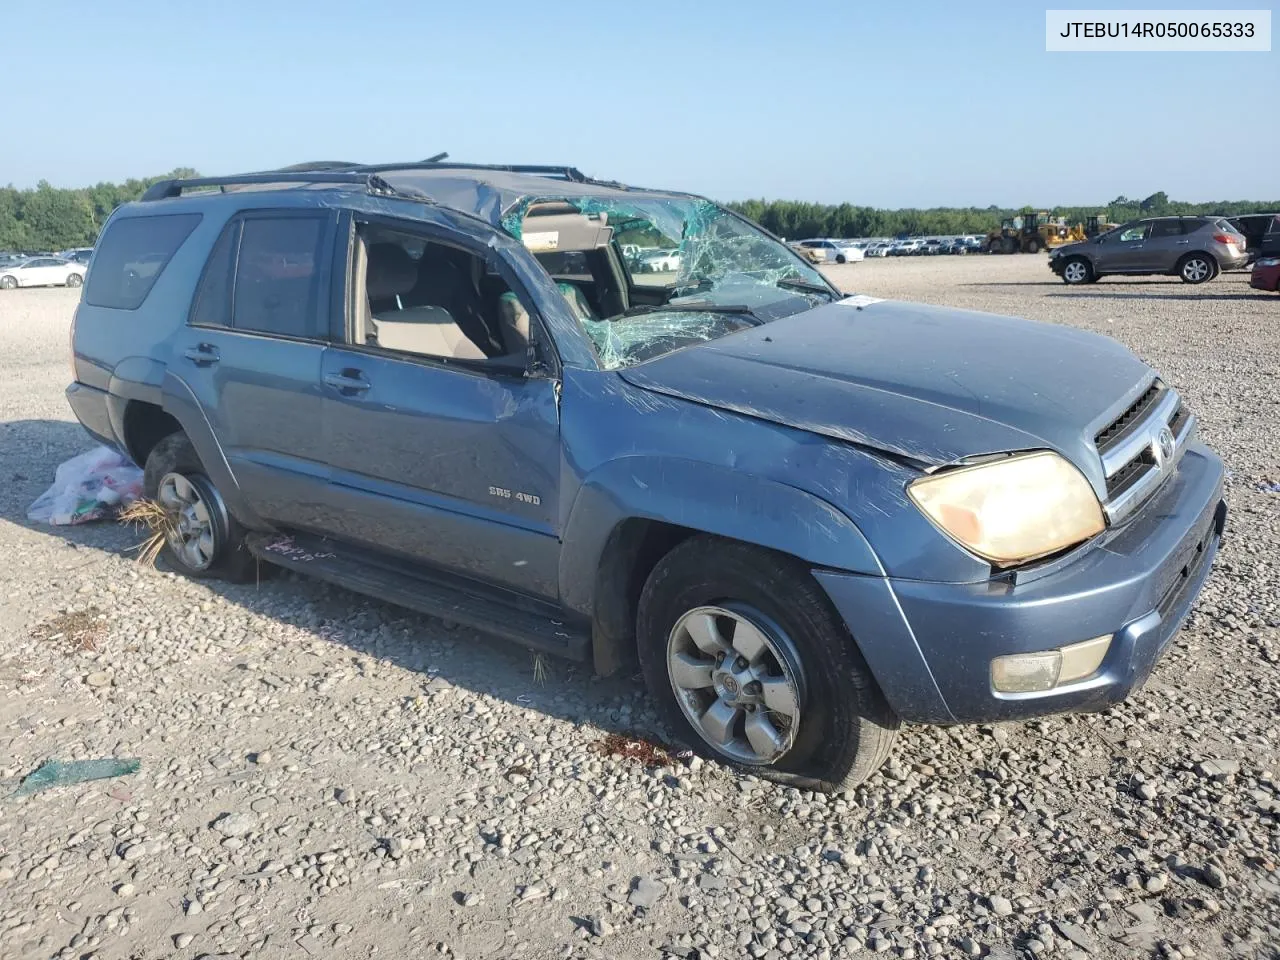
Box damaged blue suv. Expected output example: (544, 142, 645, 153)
(67, 162, 1226, 790)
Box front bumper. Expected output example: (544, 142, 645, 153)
(816, 441, 1226, 724)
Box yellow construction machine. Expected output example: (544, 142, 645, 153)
(985, 211, 1072, 254)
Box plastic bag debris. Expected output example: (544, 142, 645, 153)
(27, 446, 144, 525)
(12, 758, 140, 798)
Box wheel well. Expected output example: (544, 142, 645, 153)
(122, 401, 182, 467)
(590, 518, 697, 675)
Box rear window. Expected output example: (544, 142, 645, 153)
(84, 214, 201, 310)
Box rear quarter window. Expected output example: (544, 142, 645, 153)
(83, 214, 202, 310)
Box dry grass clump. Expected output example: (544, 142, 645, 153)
(117, 498, 176, 567)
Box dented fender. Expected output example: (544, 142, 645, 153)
(558, 455, 884, 620)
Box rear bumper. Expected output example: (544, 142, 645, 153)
(816, 442, 1226, 724)
(66, 381, 120, 450)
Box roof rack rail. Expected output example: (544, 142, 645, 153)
(140, 171, 393, 202)
(355, 161, 591, 183)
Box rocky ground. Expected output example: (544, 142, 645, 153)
(1, 256, 1277, 960)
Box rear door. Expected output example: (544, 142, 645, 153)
(1141, 219, 1188, 270)
(168, 209, 338, 527)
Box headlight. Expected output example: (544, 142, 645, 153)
(908, 451, 1104, 566)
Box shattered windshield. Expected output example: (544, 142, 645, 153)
(504, 195, 833, 370)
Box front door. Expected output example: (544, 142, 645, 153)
(320, 219, 562, 599)
(167, 209, 339, 528)
(1098, 221, 1152, 272)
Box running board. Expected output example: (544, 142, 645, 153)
(245, 533, 590, 660)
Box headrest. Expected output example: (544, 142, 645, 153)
(366, 242, 417, 298)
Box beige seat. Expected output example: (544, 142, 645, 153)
(371, 306, 486, 360)
(363, 241, 486, 360)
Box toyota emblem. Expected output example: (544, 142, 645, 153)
(1153, 426, 1176, 466)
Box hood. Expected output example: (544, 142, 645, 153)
(618, 297, 1152, 496)
(1051, 240, 1091, 257)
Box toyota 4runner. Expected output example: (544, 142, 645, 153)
(67, 162, 1226, 790)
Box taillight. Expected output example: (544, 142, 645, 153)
(1212, 233, 1237, 245)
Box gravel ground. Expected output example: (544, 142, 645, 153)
(1, 256, 1277, 960)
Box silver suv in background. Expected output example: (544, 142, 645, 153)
(1049, 216, 1247, 285)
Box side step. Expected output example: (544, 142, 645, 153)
(245, 532, 591, 661)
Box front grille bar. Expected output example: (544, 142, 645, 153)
(1102, 391, 1196, 525)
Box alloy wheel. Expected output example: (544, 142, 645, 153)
(1063, 260, 1089, 283)
(1183, 258, 1210, 282)
(158, 472, 217, 571)
(666, 605, 805, 765)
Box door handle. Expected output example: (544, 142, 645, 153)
(1174, 240, 1191, 245)
(324, 370, 371, 394)
(183, 344, 220, 366)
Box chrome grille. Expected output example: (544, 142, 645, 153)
(1097, 380, 1196, 524)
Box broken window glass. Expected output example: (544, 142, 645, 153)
(504, 195, 835, 370)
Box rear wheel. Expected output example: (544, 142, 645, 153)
(143, 433, 258, 582)
(1026, 238, 1040, 254)
(1061, 257, 1092, 285)
(637, 536, 899, 791)
(0, 276, 15, 290)
(987, 240, 1001, 254)
(1179, 254, 1214, 284)
(66, 272, 83, 288)
(835, 254, 846, 264)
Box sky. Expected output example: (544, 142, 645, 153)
(6, 0, 1276, 207)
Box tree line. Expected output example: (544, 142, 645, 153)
(0, 169, 198, 252)
(2, 173, 1276, 252)
(727, 191, 1280, 240)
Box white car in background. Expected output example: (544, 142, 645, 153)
(833, 241, 865, 264)
(863, 242, 892, 257)
(635, 248, 681, 273)
(0, 257, 87, 290)
(794, 239, 863, 264)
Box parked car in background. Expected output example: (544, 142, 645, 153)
(1049, 217, 1247, 285)
(1251, 256, 1280, 292)
(62, 247, 95, 265)
(0, 256, 87, 289)
(890, 239, 922, 256)
(920, 238, 945, 256)
(635, 248, 681, 273)
(65, 161, 1226, 790)
(833, 241, 864, 264)
(863, 242, 891, 257)
(1228, 213, 1280, 263)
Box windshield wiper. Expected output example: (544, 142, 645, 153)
(775, 277, 836, 299)
(616, 301, 755, 319)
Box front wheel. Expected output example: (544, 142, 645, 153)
(1061, 257, 1093, 284)
(0, 276, 16, 290)
(835, 255, 846, 264)
(66, 272, 83, 288)
(637, 536, 899, 791)
(1026, 239, 1040, 254)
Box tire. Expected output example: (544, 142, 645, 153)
(66, 272, 83, 288)
(1026, 239, 1040, 254)
(637, 536, 899, 792)
(0, 276, 15, 290)
(143, 433, 258, 582)
(987, 240, 1002, 254)
(835, 255, 846, 264)
(1061, 257, 1093, 285)
(1178, 254, 1214, 284)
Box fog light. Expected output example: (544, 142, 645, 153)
(1058, 635, 1111, 684)
(991, 651, 1061, 693)
(991, 635, 1113, 693)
